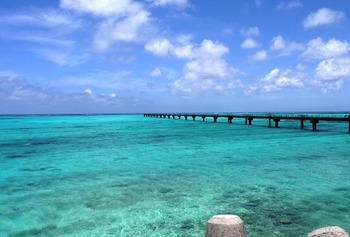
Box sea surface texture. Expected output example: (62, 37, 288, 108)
(1, 114, 350, 237)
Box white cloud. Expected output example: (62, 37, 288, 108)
(60, 0, 138, 17)
(93, 9, 150, 50)
(251, 50, 268, 61)
(12, 34, 74, 46)
(303, 37, 350, 60)
(171, 58, 239, 97)
(0, 75, 50, 102)
(277, 1, 302, 10)
(84, 88, 92, 94)
(148, 68, 163, 78)
(145, 39, 239, 97)
(35, 49, 89, 67)
(145, 38, 174, 56)
(241, 38, 259, 49)
(270, 35, 286, 50)
(303, 8, 345, 29)
(270, 35, 303, 55)
(308, 78, 344, 93)
(0, 9, 82, 34)
(148, 0, 189, 7)
(316, 57, 350, 81)
(246, 68, 304, 94)
(240, 27, 260, 37)
(145, 38, 229, 60)
(193, 40, 229, 59)
(61, 0, 150, 51)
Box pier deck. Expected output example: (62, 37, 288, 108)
(144, 113, 350, 132)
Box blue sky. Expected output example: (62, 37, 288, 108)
(1, 0, 349, 114)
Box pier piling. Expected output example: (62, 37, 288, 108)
(247, 117, 253, 125)
(311, 119, 319, 131)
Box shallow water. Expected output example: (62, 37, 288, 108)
(1, 114, 350, 236)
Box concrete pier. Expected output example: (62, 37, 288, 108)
(144, 113, 350, 132)
(205, 215, 246, 237)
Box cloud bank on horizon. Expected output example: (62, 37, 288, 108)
(0, 0, 349, 113)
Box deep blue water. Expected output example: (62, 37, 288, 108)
(1, 114, 350, 236)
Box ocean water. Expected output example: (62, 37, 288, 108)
(1, 114, 350, 237)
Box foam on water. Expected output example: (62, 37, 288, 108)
(1, 114, 350, 236)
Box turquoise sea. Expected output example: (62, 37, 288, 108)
(1, 114, 350, 237)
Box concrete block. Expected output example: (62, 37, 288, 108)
(307, 226, 349, 237)
(205, 215, 246, 237)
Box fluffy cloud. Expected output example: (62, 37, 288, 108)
(171, 59, 240, 97)
(145, 38, 229, 60)
(60, 0, 138, 16)
(93, 10, 150, 50)
(240, 27, 260, 37)
(148, 0, 189, 7)
(270, 35, 303, 55)
(315, 57, 350, 81)
(148, 68, 163, 78)
(246, 68, 304, 94)
(303, 37, 350, 60)
(145, 38, 239, 97)
(241, 38, 260, 49)
(277, 1, 303, 10)
(251, 50, 268, 61)
(303, 8, 345, 29)
(145, 38, 174, 56)
(61, 0, 150, 51)
(0, 75, 51, 102)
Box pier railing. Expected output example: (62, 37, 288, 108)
(144, 113, 350, 132)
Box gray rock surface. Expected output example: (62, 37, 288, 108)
(205, 215, 246, 237)
(307, 226, 350, 237)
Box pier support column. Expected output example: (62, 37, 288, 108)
(310, 119, 319, 131)
(214, 116, 218, 123)
(202, 116, 206, 122)
(301, 120, 304, 129)
(192, 116, 196, 121)
(268, 118, 271, 126)
(184, 115, 188, 120)
(178, 115, 181, 120)
(245, 118, 247, 125)
(228, 116, 233, 124)
(348, 120, 350, 132)
(167, 115, 170, 119)
(248, 117, 253, 125)
(274, 119, 280, 128)
(172, 115, 175, 119)
(205, 215, 246, 237)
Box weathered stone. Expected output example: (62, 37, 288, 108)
(307, 226, 350, 237)
(205, 215, 246, 237)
